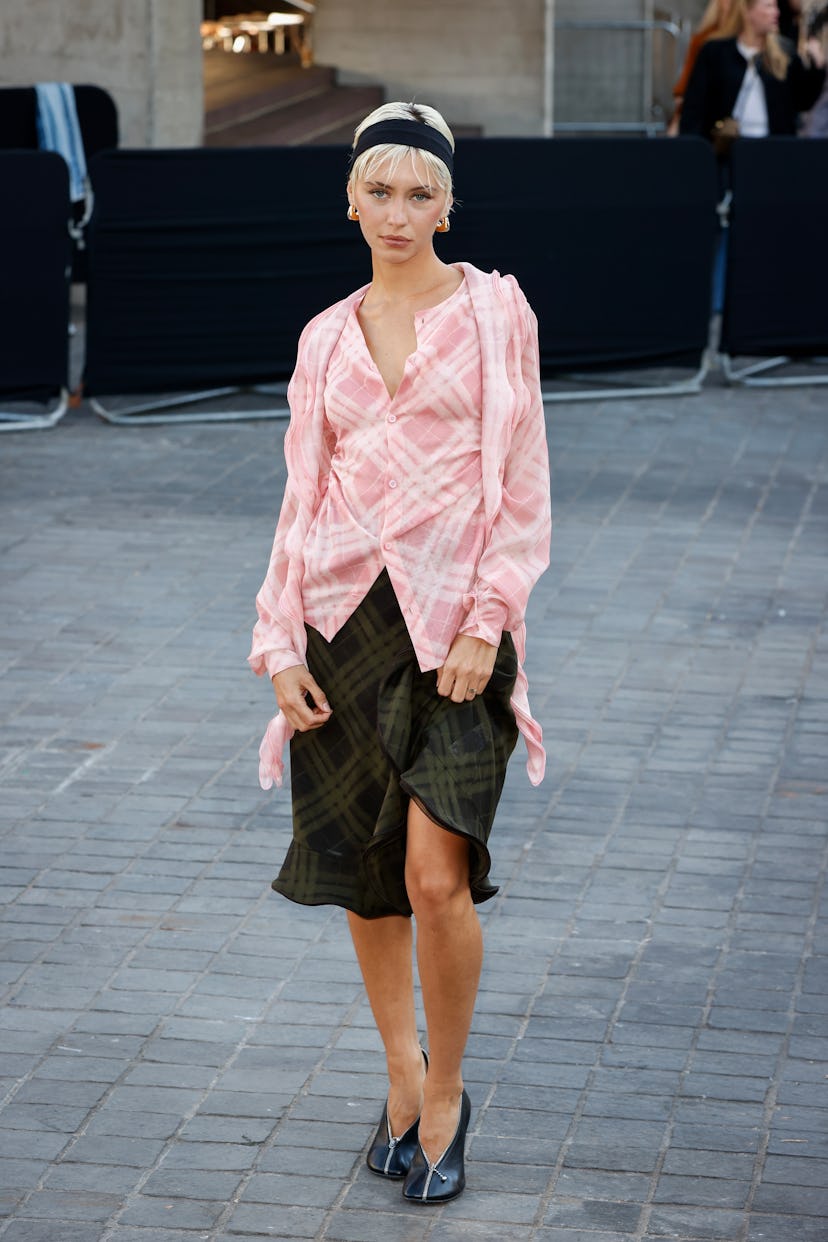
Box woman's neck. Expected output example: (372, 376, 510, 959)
(368, 251, 451, 305)
(739, 26, 766, 50)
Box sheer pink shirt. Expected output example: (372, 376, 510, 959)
(298, 279, 500, 661)
(249, 263, 551, 786)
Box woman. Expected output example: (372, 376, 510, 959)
(679, 0, 825, 140)
(778, 0, 803, 47)
(667, 0, 736, 136)
(249, 102, 551, 1204)
(803, 2, 828, 134)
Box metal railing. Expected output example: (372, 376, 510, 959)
(553, 17, 689, 136)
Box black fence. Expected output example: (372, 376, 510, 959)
(2, 136, 827, 429)
(83, 147, 367, 397)
(722, 138, 828, 360)
(0, 84, 118, 285)
(0, 152, 72, 429)
(445, 137, 718, 374)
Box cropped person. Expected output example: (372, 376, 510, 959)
(249, 102, 551, 1203)
(778, 0, 803, 47)
(802, 1, 828, 133)
(679, 0, 825, 142)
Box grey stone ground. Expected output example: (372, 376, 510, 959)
(1, 367, 826, 1242)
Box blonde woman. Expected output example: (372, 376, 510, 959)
(680, 0, 825, 139)
(249, 102, 550, 1202)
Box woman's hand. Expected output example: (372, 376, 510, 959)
(666, 102, 681, 138)
(271, 664, 332, 731)
(436, 635, 497, 703)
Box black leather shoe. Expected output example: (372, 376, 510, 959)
(402, 1088, 471, 1204)
(366, 1050, 428, 1179)
(366, 1104, 420, 1178)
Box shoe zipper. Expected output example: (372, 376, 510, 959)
(383, 1135, 399, 1176)
(421, 1160, 448, 1199)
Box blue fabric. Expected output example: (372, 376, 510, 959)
(35, 83, 87, 202)
(712, 226, 728, 315)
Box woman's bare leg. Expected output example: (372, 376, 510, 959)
(405, 801, 483, 1162)
(346, 910, 425, 1134)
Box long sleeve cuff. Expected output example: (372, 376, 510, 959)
(264, 648, 305, 679)
(457, 592, 510, 648)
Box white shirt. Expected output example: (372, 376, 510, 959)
(734, 41, 770, 137)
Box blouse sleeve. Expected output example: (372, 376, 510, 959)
(248, 471, 305, 678)
(459, 286, 551, 644)
(248, 342, 331, 678)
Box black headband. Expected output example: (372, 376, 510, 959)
(349, 119, 454, 177)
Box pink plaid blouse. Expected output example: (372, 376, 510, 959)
(301, 279, 502, 660)
(250, 263, 551, 787)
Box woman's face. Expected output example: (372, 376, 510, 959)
(349, 155, 449, 264)
(744, 0, 780, 36)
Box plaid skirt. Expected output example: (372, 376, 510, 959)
(273, 570, 519, 919)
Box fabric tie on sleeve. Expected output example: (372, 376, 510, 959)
(258, 712, 294, 789)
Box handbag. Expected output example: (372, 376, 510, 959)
(711, 116, 740, 158)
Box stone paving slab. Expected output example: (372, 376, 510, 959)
(1, 375, 826, 1242)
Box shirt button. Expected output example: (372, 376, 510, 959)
(387, 414, 397, 424)
(388, 479, 398, 489)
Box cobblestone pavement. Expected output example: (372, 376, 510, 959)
(1, 376, 826, 1242)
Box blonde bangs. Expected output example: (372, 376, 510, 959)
(350, 143, 452, 201)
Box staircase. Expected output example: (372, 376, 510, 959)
(203, 51, 384, 146)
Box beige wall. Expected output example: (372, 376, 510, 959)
(0, 0, 203, 147)
(314, 0, 552, 137)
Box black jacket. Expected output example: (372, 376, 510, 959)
(679, 36, 825, 139)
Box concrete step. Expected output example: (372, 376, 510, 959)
(202, 52, 480, 149)
(204, 53, 336, 135)
(204, 82, 384, 147)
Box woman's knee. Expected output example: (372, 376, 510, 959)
(405, 854, 469, 916)
(405, 804, 472, 915)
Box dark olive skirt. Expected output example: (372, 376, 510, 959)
(272, 569, 519, 919)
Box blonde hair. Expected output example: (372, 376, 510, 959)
(719, 0, 790, 77)
(348, 102, 455, 212)
(697, 0, 736, 35)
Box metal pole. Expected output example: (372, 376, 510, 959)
(544, 0, 555, 137)
(643, 0, 654, 128)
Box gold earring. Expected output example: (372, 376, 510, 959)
(347, 203, 359, 222)
(435, 216, 450, 233)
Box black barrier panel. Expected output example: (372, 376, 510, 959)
(722, 138, 828, 359)
(441, 137, 718, 374)
(0, 84, 118, 156)
(0, 151, 71, 401)
(0, 85, 118, 283)
(84, 147, 368, 395)
(0, 87, 38, 148)
(84, 139, 719, 394)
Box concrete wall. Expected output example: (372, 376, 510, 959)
(313, 0, 551, 137)
(0, 0, 203, 147)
